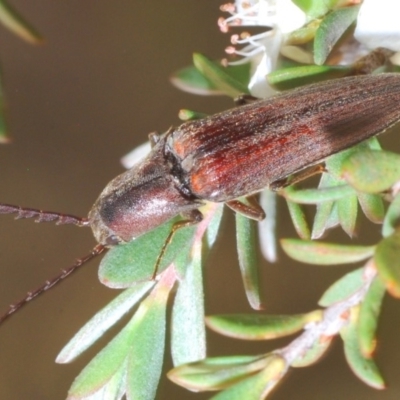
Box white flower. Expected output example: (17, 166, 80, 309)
(355, 0, 400, 53)
(219, 0, 306, 97)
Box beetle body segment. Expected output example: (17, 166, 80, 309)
(88, 136, 202, 246)
(89, 74, 400, 246)
(168, 73, 400, 202)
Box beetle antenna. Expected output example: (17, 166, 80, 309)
(0, 203, 90, 227)
(0, 244, 106, 326)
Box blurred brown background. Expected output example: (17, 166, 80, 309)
(0, 1, 399, 399)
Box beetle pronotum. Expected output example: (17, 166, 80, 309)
(1, 73, 400, 324)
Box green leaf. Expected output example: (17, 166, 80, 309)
(236, 205, 263, 310)
(68, 269, 175, 399)
(282, 184, 354, 204)
(292, 336, 333, 367)
(357, 277, 386, 358)
(314, 6, 360, 65)
(382, 193, 400, 237)
(168, 355, 274, 392)
(286, 199, 311, 239)
(171, 65, 220, 95)
(311, 173, 337, 239)
(67, 317, 137, 398)
(171, 246, 206, 366)
(292, 0, 339, 18)
(337, 192, 358, 237)
(193, 53, 249, 97)
(325, 141, 372, 179)
(0, 0, 42, 44)
(211, 356, 286, 400)
(340, 150, 400, 193)
(357, 192, 384, 225)
(126, 268, 175, 400)
(341, 308, 385, 389)
(178, 109, 207, 121)
(268, 65, 351, 90)
(286, 20, 321, 45)
(206, 311, 322, 340)
(281, 239, 374, 265)
(57, 283, 154, 363)
(319, 267, 364, 307)
(205, 203, 224, 250)
(374, 231, 400, 297)
(99, 218, 195, 287)
(312, 200, 334, 239)
(93, 363, 126, 399)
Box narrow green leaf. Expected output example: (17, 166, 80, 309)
(357, 192, 384, 224)
(236, 207, 263, 310)
(286, 199, 310, 239)
(280, 45, 313, 64)
(86, 363, 126, 400)
(341, 309, 385, 389)
(171, 65, 220, 95)
(193, 53, 249, 97)
(211, 356, 286, 400)
(268, 65, 350, 90)
(319, 267, 364, 307)
(56, 283, 154, 363)
(374, 231, 400, 297)
(178, 109, 207, 121)
(126, 268, 175, 400)
(0, 0, 42, 44)
(340, 150, 400, 194)
(337, 192, 358, 237)
(68, 268, 175, 399)
(168, 355, 273, 392)
(325, 203, 340, 230)
(99, 218, 195, 287)
(314, 6, 360, 65)
(366, 137, 382, 151)
(312, 200, 334, 239)
(358, 277, 386, 358)
(311, 173, 337, 239)
(172, 62, 251, 96)
(292, 336, 333, 367)
(281, 239, 374, 265)
(205, 203, 224, 249)
(171, 246, 206, 366)
(67, 317, 136, 398)
(292, 0, 338, 18)
(206, 311, 322, 340)
(286, 20, 321, 45)
(325, 140, 370, 177)
(282, 185, 354, 204)
(382, 193, 400, 237)
(325, 141, 372, 179)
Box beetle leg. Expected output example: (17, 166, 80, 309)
(151, 209, 203, 279)
(270, 163, 326, 191)
(234, 94, 260, 106)
(148, 131, 161, 147)
(226, 197, 266, 221)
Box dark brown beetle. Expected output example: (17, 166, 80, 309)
(2, 73, 400, 322)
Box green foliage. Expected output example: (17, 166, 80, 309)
(55, 2, 400, 399)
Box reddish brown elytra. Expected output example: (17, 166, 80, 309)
(1, 73, 400, 324)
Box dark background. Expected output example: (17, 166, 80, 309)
(0, 2, 399, 399)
